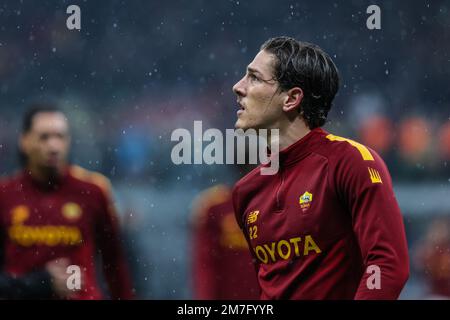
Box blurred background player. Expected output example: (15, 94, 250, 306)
(414, 217, 450, 299)
(191, 166, 259, 299)
(0, 105, 133, 299)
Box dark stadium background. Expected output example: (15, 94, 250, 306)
(0, 0, 449, 299)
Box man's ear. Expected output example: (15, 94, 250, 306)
(282, 87, 303, 112)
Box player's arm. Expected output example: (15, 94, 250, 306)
(191, 193, 221, 299)
(231, 184, 261, 279)
(94, 176, 134, 300)
(333, 143, 409, 299)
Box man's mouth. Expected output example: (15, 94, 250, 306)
(46, 154, 59, 164)
(237, 101, 245, 116)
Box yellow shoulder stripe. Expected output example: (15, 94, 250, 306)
(69, 165, 112, 197)
(326, 134, 374, 161)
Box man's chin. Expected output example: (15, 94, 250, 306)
(235, 119, 249, 130)
(235, 120, 262, 132)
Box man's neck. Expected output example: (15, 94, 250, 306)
(269, 118, 311, 151)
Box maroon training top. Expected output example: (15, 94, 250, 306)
(0, 165, 133, 299)
(232, 127, 409, 300)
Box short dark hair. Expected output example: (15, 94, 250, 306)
(261, 36, 340, 129)
(19, 104, 66, 166)
(22, 104, 64, 134)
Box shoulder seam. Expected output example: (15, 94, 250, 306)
(69, 165, 112, 197)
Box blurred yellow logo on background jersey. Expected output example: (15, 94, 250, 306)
(8, 204, 82, 246)
(62, 202, 83, 221)
(11, 205, 30, 224)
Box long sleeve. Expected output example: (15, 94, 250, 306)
(192, 204, 220, 299)
(95, 181, 134, 300)
(336, 149, 409, 299)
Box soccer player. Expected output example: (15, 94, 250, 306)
(0, 105, 133, 299)
(415, 218, 450, 299)
(191, 184, 259, 299)
(231, 37, 409, 299)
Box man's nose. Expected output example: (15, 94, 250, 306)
(47, 137, 62, 151)
(233, 77, 246, 96)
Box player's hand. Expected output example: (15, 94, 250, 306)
(45, 258, 73, 299)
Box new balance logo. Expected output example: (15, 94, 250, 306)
(247, 211, 259, 224)
(368, 167, 382, 184)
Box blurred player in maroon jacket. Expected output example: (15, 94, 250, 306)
(191, 184, 259, 299)
(231, 37, 409, 299)
(415, 218, 450, 299)
(0, 105, 133, 299)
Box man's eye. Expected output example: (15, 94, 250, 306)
(248, 73, 259, 81)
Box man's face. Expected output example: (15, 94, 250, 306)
(232, 50, 284, 130)
(20, 112, 70, 171)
